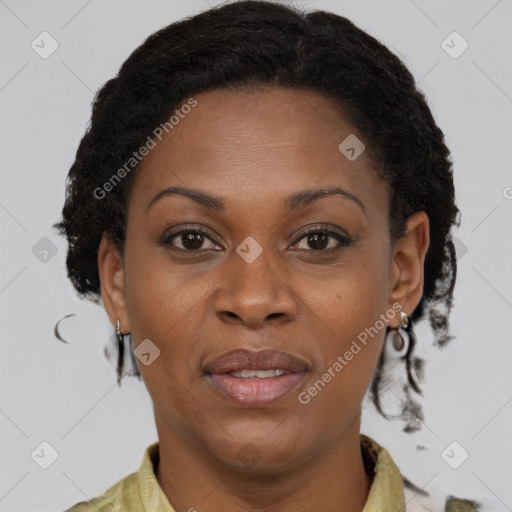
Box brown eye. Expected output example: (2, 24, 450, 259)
(163, 228, 220, 251)
(292, 228, 352, 252)
(305, 232, 329, 250)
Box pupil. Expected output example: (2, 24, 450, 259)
(309, 233, 328, 250)
(182, 232, 203, 250)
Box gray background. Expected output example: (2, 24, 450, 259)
(1, 0, 511, 511)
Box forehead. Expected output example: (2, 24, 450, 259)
(129, 87, 389, 222)
(141, 87, 363, 167)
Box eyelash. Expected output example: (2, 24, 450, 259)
(160, 225, 353, 255)
(294, 226, 353, 253)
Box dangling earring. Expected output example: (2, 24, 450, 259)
(386, 309, 411, 358)
(115, 319, 125, 386)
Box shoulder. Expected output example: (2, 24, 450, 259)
(361, 435, 479, 512)
(63, 471, 138, 512)
(62, 442, 165, 512)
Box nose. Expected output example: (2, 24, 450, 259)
(214, 245, 297, 329)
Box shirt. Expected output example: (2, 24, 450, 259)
(64, 434, 477, 512)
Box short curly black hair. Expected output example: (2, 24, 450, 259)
(54, 0, 460, 429)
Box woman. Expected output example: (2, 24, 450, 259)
(55, 1, 479, 510)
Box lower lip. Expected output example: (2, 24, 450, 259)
(207, 372, 307, 407)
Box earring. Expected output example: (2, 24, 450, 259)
(115, 319, 125, 386)
(386, 309, 411, 358)
(399, 309, 412, 332)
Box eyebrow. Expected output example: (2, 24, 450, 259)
(146, 185, 366, 215)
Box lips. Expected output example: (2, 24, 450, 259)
(203, 349, 309, 375)
(203, 349, 310, 408)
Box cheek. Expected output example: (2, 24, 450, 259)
(124, 239, 203, 329)
(123, 261, 202, 412)
(123, 246, 222, 379)
(306, 242, 390, 334)
(301, 305, 387, 436)
(304, 246, 390, 404)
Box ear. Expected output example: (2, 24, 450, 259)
(388, 211, 430, 327)
(97, 231, 131, 334)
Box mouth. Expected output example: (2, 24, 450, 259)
(203, 349, 310, 408)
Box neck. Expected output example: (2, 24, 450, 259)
(154, 412, 372, 512)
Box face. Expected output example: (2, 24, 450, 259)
(99, 87, 428, 472)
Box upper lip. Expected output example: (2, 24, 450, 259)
(204, 349, 310, 375)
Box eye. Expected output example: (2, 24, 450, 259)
(161, 227, 222, 251)
(160, 225, 352, 254)
(291, 227, 353, 253)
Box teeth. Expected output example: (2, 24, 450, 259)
(230, 369, 286, 379)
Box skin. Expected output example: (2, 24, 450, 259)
(98, 87, 429, 512)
